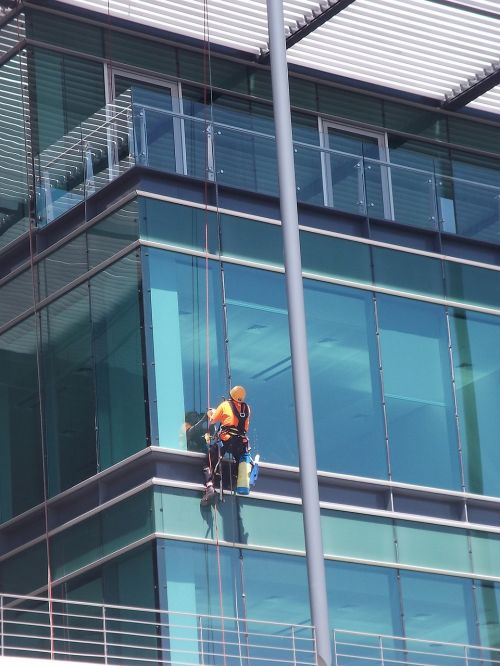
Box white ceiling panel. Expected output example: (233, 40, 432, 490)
(50, 0, 500, 116)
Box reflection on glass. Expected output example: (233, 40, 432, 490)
(146, 249, 226, 448)
(223, 263, 297, 466)
(158, 539, 311, 665)
(130, 82, 176, 172)
(91, 253, 146, 468)
(41, 285, 97, 495)
(377, 295, 460, 490)
(0, 53, 30, 249)
(450, 309, 500, 496)
(476, 581, 500, 650)
(400, 571, 477, 645)
(324, 127, 385, 218)
(304, 281, 386, 478)
(327, 561, 402, 636)
(0, 317, 44, 519)
(40, 253, 146, 495)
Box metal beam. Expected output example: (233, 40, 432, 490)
(286, 0, 357, 50)
(259, 0, 356, 62)
(427, 0, 500, 20)
(266, 2, 332, 666)
(443, 61, 500, 111)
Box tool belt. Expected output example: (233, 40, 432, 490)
(220, 425, 247, 438)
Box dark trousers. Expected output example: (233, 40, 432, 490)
(203, 436, 247, 487)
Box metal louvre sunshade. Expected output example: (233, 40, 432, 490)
(59, 0, 500, 116)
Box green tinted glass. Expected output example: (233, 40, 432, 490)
(87, 200, 139, 269)
(108, 31, 176, 76)
(322, 511, 395, 562)
(450, 309, 500, 497)
(378, 294, 460, 490)
(0, 541, 47, 594)
(373, 246, 444, 298)
(317, 85, 383, 126)
(41, 285, 97, 496)
(0, 317, 44, 520)
(301, 231, 372, 283)
(446, 261, 500, 310)
(141, 198, 218, 253)
(471, 532, 500, 579)
(305, 280, 387, 479)
(27, 10, 103, 56)
(396, 521, 470, 573)
(0, 269, 34, 328)
(91, 252, 147, 468)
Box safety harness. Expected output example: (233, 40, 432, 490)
(220, 399, 249, 438)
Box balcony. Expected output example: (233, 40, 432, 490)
(0, 593, 316, 665)
(333, 629, 500, 666)
(35, 93, 500, 245)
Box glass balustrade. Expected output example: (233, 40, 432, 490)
(35, 99, 500, 244)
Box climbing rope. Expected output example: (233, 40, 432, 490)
(202, 2, 228, 663)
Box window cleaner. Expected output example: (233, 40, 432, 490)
(201, 385, 251, 506)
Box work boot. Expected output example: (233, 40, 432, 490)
(201, 484, 215, 507)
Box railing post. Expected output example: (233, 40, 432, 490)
(291, 626, 297, 666)
(379, 636, 385, 666)
(332, 629, 337, 666)
(128, 108, 135, 160)
(139, 107, 148, 164)
(464, 645, 469, 666)
(0, 594, 3, 657)
(198, 615, 205, 666)
(102, 606, 108, 665)
(358, 157, 367, 215)
(429, 172, 438, 230)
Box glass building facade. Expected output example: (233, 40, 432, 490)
(3, 1, 500, 663)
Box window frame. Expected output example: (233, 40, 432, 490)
(105, 64, 187, 176)
(319, 118, 394, 220)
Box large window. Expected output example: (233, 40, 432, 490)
(305, 281, 387, 478)
(146, 249, 226, 448)
(0, 317, 44, 521)
(41, 252, 146, 496)
(377, 295, 460, 489)
(450, 309, 500, 496)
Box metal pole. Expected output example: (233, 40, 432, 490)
(266, 2, 332, 665)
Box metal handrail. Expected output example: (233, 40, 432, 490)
(0, 592, 316, 666)
(40, 99, 500, 195)
(333, 628, 500, 666)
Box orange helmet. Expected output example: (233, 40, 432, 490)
(230, 385, 246, 402)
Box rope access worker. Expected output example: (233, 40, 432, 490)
(201, 385, 250, 506)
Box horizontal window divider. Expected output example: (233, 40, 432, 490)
(7, 448, 500, 568)
(154, 532, 307, 558)
(0, 39, 26, 68)
(135, 190, 282, 226)
(137, 191, 500, 273)
(140, 237, 500, 316)
(48, 529, 500, 588)
(25, 37, 105, 65)
(48, 534, 157, 589)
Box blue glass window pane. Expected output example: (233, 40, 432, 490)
(327, 561, 402, 636)
(158, 539, 312, 665)
(223, 263, 297, 466)
(377, 295, 460, 490)
(400, 571, 477, 645)
(146, 249, 226, 448)
(476, 581, 500, 649)
(304, 281, 387, 478)
(450, 309, 500, 496)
